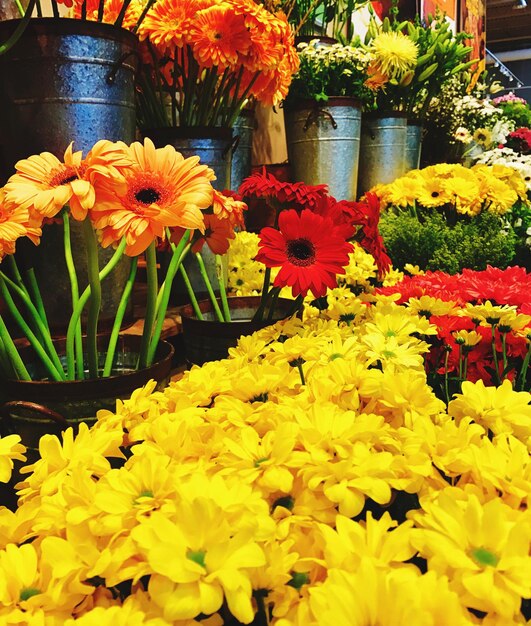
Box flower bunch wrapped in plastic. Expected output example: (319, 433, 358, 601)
(0, 138, 241, 381)
(1, 271, 529, 624)
(374, 162, 531, 273)
(135, 0, 299, 129)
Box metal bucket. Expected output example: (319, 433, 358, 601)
(284, 98, 362, 201)
(147, 127, 233, 304)
(181, 296, 294, 366)
(231, 109, 256, 192)
(0, 18, 138, 333)
(405, 120, 423, 173)
(357, 114, 407, 196)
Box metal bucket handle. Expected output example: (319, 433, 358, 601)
(0, 400, 68, 432)
(225, 135, 240, 159)
(107, 49, 141, 85)
(303, 107, 338, 132)
(229, 135, 240, 158)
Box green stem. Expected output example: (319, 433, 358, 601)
(0, 315, 30, 381)
(138, 242, 159, 370)
(458, 345, 463, 380)
(297, 361, 306, 386)
(6, 255, 30, 299)
(65, 239, 126, 380)
(0, 334, 15, 378)
(103, 258, 138, 377)
(216, 254, 231, 322)
(516, 341, 531, 392)
(0, 270, 65, 378)
(253, 266, 272, 322)
(195, 252, 224, 322)
(132, 0, 157, 32)
(25, 268, 51, 336)
(63, 212, 84, 380)
(146, 236, 191, 365)
(0, 278, 63, 381)
(463, 353, 469, 381)
(444, 348, 450, 405)
(491, 326, 502, 386)
(0, 0, 38, 55)
(13, 0, 24, 16)
(83, 218, 102, 379)
(501, 331, 508, 377)
(179, 265, 204, 320)
(266, 287, 281, 323)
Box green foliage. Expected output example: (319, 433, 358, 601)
(379, 209, 518, 274)
(497, 101, 531, 129)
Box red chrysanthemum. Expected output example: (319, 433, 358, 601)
(255, 209, 352, 298)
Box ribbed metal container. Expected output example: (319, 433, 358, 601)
(0, 18, 138, 334)
(358, 114, 407, 195)
(405, 120, 423, 173)
(230, 109, 256, 192)
(284, 98, 362, 201)
(147, 127, 233, 304)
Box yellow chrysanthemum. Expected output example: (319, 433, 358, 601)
(369, 31, 418, 81)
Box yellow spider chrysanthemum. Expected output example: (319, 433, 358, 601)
(369, 31, 418, 81)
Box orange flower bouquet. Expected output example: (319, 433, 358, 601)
(0, 138, 239, 381)
(135, 0, 300, 129)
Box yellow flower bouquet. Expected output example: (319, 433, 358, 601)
(375, 163, 531, 273)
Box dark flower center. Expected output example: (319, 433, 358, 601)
(135, 187, 161, 205)
(287, 238, 315, 267)
(60, 174, 78, 185)
(431, 191, 439, 198)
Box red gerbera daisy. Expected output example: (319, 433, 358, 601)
(255, 209, 352, 298)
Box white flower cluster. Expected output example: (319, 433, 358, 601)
(296, 40, 373, 75)
(475, 148, 531, 192)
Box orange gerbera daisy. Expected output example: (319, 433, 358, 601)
(212, 189, 247, 227)
(4, 143, 96, 222)
(90, 138, 216, 256)
(189, 4, 251, 69)
(138, 0, 211, 50)
(0, 189, 42, 261)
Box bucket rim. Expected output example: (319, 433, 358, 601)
(143, 126, 233, 143)
(284, 96, 362, 111)
(1, 335, 174, 397)
(0, 16, 138, 47)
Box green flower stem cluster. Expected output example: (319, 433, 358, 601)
(401, 14, 474, 118)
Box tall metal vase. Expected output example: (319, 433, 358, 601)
(0, 18, 138, 334)
(405, 119, 424, 173)
(146, 127, 234, 304)
(357, 113, 407, 196)
(231, 108, 256, 192)
(284, 97, 362, 201)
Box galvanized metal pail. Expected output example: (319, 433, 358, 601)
(147, 127, 234, 304)
(284, 97, 362, 201)
(231, 109, 256, 191)
(405, 119, 423, 173)
(358, 114, 407, 196)
(0, 18, 138, 333)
